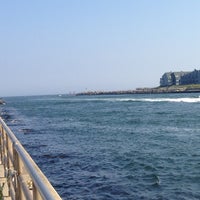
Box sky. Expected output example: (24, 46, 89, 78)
(1, 0, 200, 96)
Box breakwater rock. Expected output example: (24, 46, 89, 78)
(76, 84, 200, 96)
(0, 99, 5, 104)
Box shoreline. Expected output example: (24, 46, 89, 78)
(76, 84, 200, 96)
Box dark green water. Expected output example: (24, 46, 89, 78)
(1, 93, 200, 199)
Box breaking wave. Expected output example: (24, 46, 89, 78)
(116, 97, 200, 103)
(81, 97, 200, 103)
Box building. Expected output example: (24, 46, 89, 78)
(180, 69, 200, 85)
(160, 72, 173, 86)
(160, 70, 200, 87)
(160, 71, 189, 86)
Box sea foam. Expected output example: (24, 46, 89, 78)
(118, 97, 200, 103)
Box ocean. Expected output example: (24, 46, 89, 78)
(1, 93, 200, 200)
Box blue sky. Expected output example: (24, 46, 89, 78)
(1, 0, 200, 96)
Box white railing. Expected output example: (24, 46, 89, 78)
(0, 117, 62, 200)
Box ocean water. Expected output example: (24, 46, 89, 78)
(1, 93, 200, 200)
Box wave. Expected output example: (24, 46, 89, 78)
(115, 97, 200, 103)
(67, 96, 200, 103)
(80, 97, 200, 103)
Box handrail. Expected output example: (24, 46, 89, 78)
(0, 117, 62, 200)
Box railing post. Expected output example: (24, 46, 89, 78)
(33, 182, 42, 200)
(5, 134, 10, 197)
(6, 134, 9, 170)
(0, 125, 3, 163)
(13, 147, 22, 200)
(1, 128, 6, 166)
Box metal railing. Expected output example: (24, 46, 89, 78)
(0, 117, 62, 200)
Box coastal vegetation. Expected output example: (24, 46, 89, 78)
(157, 84, 200, 92)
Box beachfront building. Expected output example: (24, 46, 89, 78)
(160, 71, 189, 86)
(160, 70, 200, 87)
(160, 72, 173, 86)
(180, 69, 200, 85)
(171, 72, 189, 85)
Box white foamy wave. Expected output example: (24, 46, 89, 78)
(115, 97, 200, 103)
(79, 97, 200, 103)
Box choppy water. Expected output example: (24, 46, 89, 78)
(1, 93, 200, 200)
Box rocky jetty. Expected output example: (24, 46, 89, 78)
(0, 99, 5, 104)
(76, 84, 200, 96)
